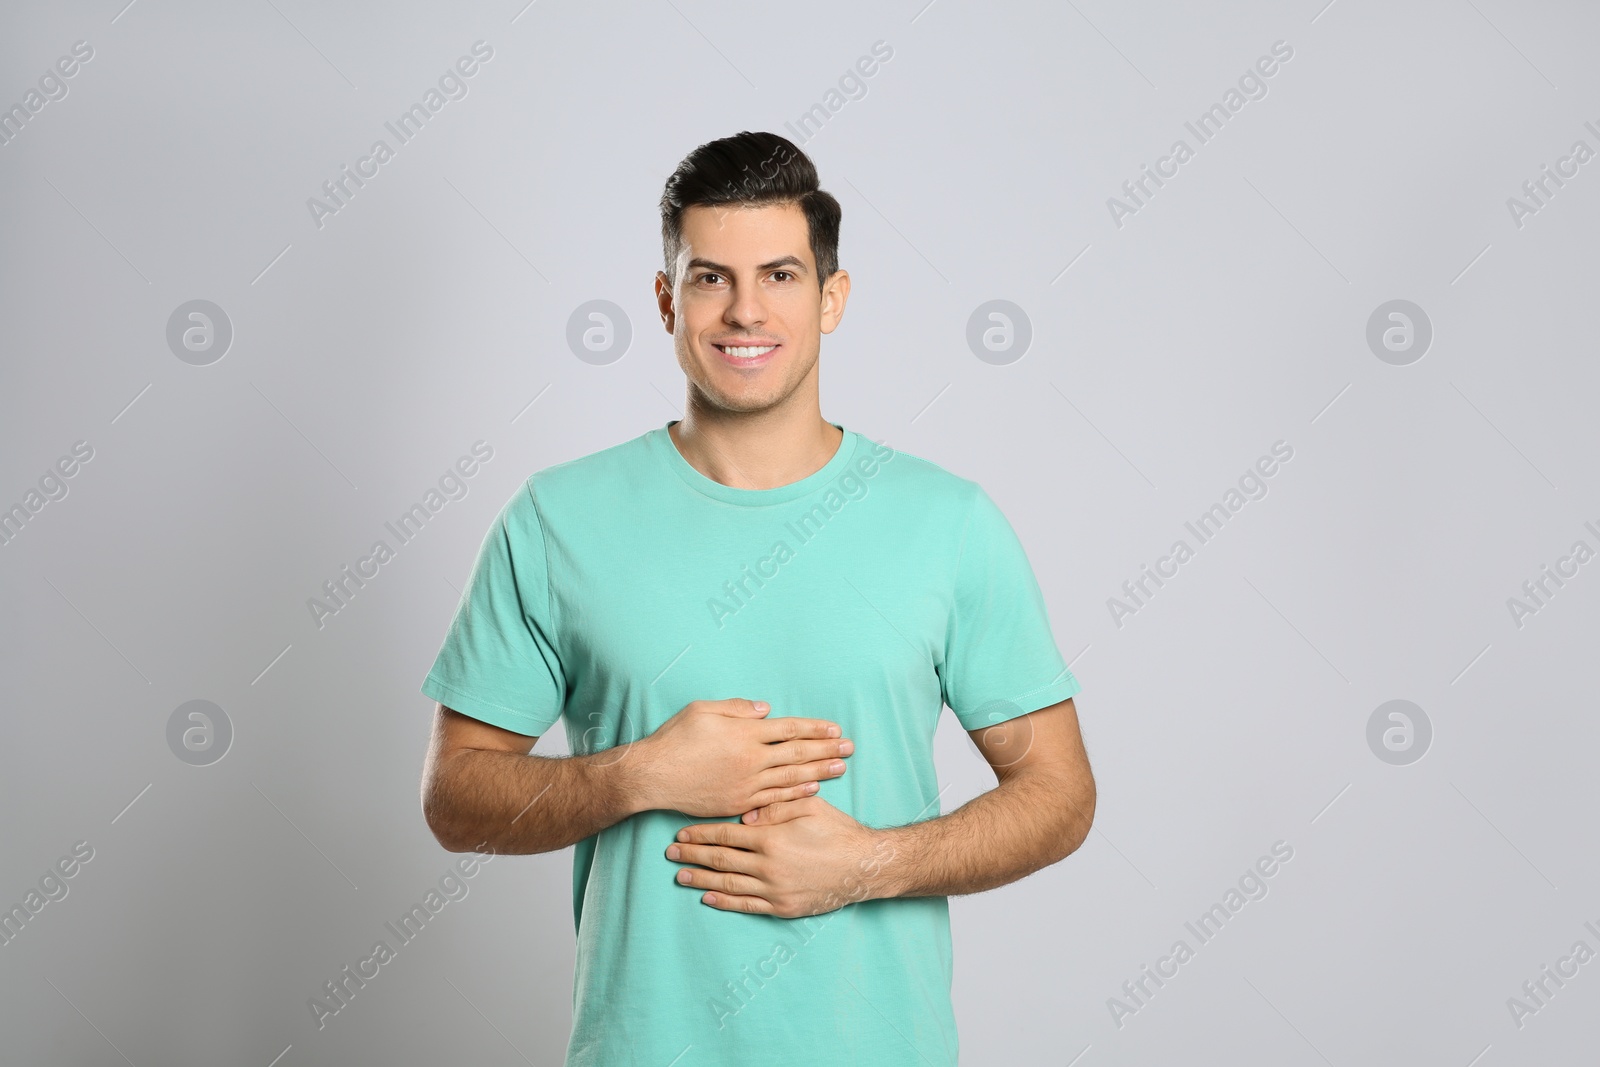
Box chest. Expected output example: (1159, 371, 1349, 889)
(544, 505, 955, 733)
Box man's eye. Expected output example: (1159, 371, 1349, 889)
(772, 271, 793, 282)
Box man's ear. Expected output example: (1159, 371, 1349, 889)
(655, 271, 676, 332)
(820, 269, 850, 334)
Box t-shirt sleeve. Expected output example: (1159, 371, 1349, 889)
(939, 482, 1082, 731)
(419, 480, 566, 737)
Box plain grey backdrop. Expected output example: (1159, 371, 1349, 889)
(3, 1, 1597, 1064)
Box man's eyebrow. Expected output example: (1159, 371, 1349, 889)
(685, 255, 809, 275)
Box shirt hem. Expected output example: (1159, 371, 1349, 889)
(421, 674, 560, 737)
(952, 672, 1082, 731)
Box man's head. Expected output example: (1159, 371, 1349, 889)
(655, 131, 849, 417)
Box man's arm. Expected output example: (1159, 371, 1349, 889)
(871, 696, 1095, 899)
(422, 699, 856, 855)
(422, 705, 636, 855)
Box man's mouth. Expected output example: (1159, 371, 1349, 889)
(720, 343, 780, 361)
(713, 342, 780, 366)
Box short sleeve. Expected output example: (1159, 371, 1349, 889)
(939, 483, 1082, 731)
(420, 480, 566, 736)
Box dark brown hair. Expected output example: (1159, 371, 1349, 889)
(660, 130, 841, 292)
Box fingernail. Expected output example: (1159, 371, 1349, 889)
(826, 724, 840, 737)
(804, 781, 818, 793)
(754, 701, 770, 711)
(840, 740, 854, 755)
(830, 760, 845, 774)
(678, 869, 693, 883)
(666, 845, 680, 859)
(676, 830, 688, 842)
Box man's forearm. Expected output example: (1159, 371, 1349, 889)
(868, 766, 1095, 900)
(425, 745, 648, 855)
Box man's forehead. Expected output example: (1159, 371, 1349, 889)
(675, 202, 812, 268)
(681, 200, 805, 237)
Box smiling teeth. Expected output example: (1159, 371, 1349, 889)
(721, 345, 775, 358)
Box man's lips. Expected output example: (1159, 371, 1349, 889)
(713, 342, 781, 368)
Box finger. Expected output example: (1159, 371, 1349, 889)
(759, 757, 847, 792)
(740, 795, 820, 825)
(751, 758, 848, 798)
(699, 891, 773, 914)
(675, 822, 760, 849)
(675, 866, 764, 897)
(755, 717, 842, 743)
(669, 842, 760, 875)
(747, 780, 821, 808)
(760, 737, 854, 768)
(719, 698, 771, 718)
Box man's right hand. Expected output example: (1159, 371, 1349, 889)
(633, 698, 853, 817)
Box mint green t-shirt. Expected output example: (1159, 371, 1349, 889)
(420, 421, 1082, 1067)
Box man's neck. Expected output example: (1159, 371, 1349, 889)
(668, 403, 843, 491)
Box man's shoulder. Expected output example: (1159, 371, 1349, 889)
(535, 428, 652, 475)
(476, 429, 657, 537)
(862, 434, 985, 510)
(517, 426, 658, 497)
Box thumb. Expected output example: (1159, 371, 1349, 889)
(721, 698, 771, 718)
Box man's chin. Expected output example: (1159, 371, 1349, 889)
(693, 385, 790, 416)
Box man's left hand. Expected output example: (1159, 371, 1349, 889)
(667, 795, 894, 917)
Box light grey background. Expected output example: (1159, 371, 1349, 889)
(2, 1, 1596, 1064)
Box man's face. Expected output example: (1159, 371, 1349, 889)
(656, 201, 848, 416)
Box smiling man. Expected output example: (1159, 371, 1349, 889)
(418, 130, 1095, 1066)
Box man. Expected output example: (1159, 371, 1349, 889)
(419, 130, 1095, 1066)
